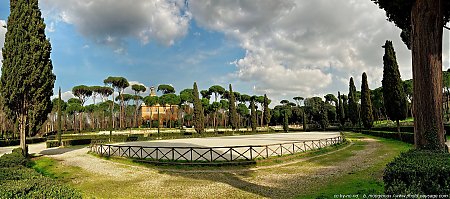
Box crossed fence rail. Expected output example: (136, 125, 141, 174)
(90, 136, 343, 163)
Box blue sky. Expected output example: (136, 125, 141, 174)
(0, 0, 448, 105)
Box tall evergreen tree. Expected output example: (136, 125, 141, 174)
(192, 82, 204, 133)
(250, 99, 257, 133)
(283, 109, 289, 132)
(263, 94, 271, 131)
(361, 73, 374, 129)
(337, 92, 346, 126)
(382, 40, 407, 135)
(1, 0, 56, 155)
(57, 87, 62, 146)
(228, 84, 238, 130)
(372, 0, 449, 151)
(348, 77, 359, 126)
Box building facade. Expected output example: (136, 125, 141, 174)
(140, 86, 178, 126)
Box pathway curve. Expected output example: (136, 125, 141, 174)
(0, 135, 394, 198)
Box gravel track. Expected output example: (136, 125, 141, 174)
(1, 134, 384, 198)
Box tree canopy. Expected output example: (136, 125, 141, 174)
(1, 0, 56, 154)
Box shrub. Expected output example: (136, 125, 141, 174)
(46, 140, 60, 148)
(0, 149, 82, 198)
(0, 148, 29, 167)
(0, 137, 46, 147)
(0, 177, 82, 198)
(46, 138, 92, 148)
(361, 130, 414, 144)
(384, 150, 450, 194)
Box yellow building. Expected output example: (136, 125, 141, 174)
(140, 86, 178, 126)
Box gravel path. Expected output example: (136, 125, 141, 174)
(0, 134, 394, 198)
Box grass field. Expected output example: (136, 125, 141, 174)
(32, 132, 411, 198)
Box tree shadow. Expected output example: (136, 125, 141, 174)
(39, 146, 85, 155)
(158, 168, 288, 198)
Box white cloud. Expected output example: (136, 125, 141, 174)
(51, 91, 76, 102)
(41, 0, 191, 49)
(190, 0, 412, 100)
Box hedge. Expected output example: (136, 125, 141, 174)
(0, 148, 82, 198)
(361, 130, 414, 144)
(0, 137, 47, 147)
(384, 150, 450, 194)
(46, 138, 92, 148)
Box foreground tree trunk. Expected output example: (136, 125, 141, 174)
(412, 0, 446, 151)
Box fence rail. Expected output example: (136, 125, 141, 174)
(90, 136, 343, 163)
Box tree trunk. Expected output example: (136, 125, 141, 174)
(411, 0, 446, 151)
(397, 119, 402, 141)
(19, 112, 27, 156)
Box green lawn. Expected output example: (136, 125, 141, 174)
(32, 132, 411, 198)
(299, 134, 411, 198)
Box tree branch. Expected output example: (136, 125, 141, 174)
(444, 25, 450, 30)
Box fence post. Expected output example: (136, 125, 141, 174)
(140, 147, 143, 159)
(172, 147, 175, 161)
(230, 147, 233, 161)
(292, 143, 295, 153)
(108, 145, 111, 156)
(250, 146, 253, 160)
(156, 147, 159, 160)
(190, 147, 193, 162)
(210, 148, 213, 162)
(280, 144, 283, 156)
(266, 145, 269, 158)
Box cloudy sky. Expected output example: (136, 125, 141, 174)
(0, 0, 449, 106)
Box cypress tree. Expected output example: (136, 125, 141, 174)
(361, 72, 374, 129)
(228, 84, 238, 130)
(263, 94, 271, 132)
(339, 93, 345, 126)
(382, 40, 407, 135)
(337, 92, 346, 127)
(57, 87, 62, 146)
(1, 0, 56, 155)
(319, 102, 329, 130)
(283, 110, 289, 132)
(193, 82, 204, 133)
(348, 77, 359, 126)
(250, 99, 257, 133)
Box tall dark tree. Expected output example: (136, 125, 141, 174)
(1, 0, 56, 155)
(263, 94, 271, 131)
(57, 87, 62, 146)
(348, 77, 359, 126)
(337, 92, 346, 126)
(319, 102, 329, 130)
(372, 0, 450, 151)
(104, 76, 129, 129)
(192, 82, 204, 133)
(72, 85, 92, 132)
(283, 109, 289, 133)
(361, 73, 374, 129)
(228, 84, 238, 130)
(382, 41, 408, 135)
(250, 99, 257, 133)
(131, 84, 146, 127)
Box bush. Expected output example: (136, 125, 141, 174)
(0, 148, 29, 167)
(361, 130, 414, 144)
(0, 176, 82, 198)
(0, 148, 82, 198)
(46, 140, 60, 148)
(0, 137, 47, 147)
(46, 138, 92, 148)
(384, 150, 450, 194)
